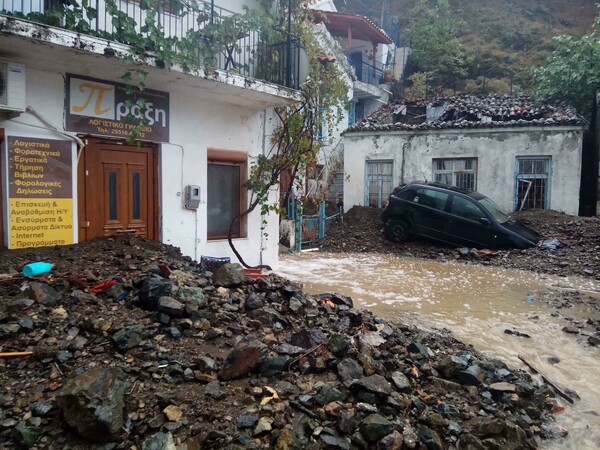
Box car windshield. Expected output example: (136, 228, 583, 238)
(477, 196, 510, 223)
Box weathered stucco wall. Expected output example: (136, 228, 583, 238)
(343, 127, 584, 216)
(163, 87, 280, 268)
(1, 65, 281, 267)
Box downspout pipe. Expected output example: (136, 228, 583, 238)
(401, 142, 408, 185)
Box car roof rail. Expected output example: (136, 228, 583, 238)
(425, 181, 472, 194)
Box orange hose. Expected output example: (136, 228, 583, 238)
(0, 352, 33, 357)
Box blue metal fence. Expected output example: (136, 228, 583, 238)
(286, 193, 341, 252)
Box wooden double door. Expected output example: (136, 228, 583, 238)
(78, 139, 158, 240)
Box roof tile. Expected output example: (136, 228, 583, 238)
(346, 95, 584, 133)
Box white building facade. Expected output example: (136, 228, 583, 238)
(343, 126, 584, 216)
(0, 1, 303, 269)
(342, 97, 586, 216)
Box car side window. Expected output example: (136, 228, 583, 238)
(396, 188, 416, 200)
(451, 195, 485, 221)
(414, 188, 449, 211)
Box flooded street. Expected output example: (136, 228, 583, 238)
(277, 252, 600, 450)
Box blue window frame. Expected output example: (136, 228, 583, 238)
(515, 156, 551, 211)
(365, 160, 393, 208)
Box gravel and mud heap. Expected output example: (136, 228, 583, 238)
(323, 207, 600, 279)
(0, 237, 570, 449)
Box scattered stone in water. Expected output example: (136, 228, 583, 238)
(562, 326, 580, 334)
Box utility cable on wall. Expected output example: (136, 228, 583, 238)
(24, 106, 86, 159)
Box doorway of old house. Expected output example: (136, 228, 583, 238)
(78, 138, 158, 241)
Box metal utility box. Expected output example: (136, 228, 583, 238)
(184, 185, 201, 209)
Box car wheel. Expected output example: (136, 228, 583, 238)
(385, 220, 409, 243)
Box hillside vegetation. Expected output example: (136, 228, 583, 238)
(336, 0, 598, 95)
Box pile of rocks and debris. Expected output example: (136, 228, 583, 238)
(0, 238, 567, 448)
(323, 207, 600, 280)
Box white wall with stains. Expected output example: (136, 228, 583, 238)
(1, 61, 284, 268)
(343, 127, 584, 216)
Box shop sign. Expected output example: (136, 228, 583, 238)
(6, 136, 73, 249)
(65, 74, 170, 142)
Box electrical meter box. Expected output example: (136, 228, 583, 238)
(184, 185, 201, 209)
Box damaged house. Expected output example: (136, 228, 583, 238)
(342, 96, 585, 216)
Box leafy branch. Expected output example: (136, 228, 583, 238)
(228, 6, 349, 269)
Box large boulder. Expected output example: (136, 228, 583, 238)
(219, 339, 269, 380)
(360, 414, 394, 443)
(56, 367, 128, 441)
(28, 282, 61, 306)
(177, 286, 206, 309)
(139, 274, 172, 310)
(111, 325, 148, 352)
(141, 432, 176, 450)
(157, 296, 185, 318)
(212, 263, 245, 287)
(290, 329, 327, 349)
(350, 374, 393, 397)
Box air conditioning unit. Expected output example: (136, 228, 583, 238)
(0, 61, 26, 114)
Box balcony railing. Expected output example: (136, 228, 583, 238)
(0, 0, 302, 90)
(348, 58, 386, 86)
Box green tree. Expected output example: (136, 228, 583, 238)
(403, 72, 427, 100)
(531, 8, 600, 118)
(407, 0, 467, 94)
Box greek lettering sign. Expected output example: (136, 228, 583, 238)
(65, 74, 170, 142)
(7, 136, 74, 249)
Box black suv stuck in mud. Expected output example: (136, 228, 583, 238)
(381, 183, 539, 249)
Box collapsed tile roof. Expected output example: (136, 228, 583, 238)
(345, 95, 584, 133)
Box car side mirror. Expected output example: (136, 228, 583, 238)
(479, 217, 491, 225)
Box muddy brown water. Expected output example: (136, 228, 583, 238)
(276, 252, 600, 450)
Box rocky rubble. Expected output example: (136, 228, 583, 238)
(0, 238, 566, 448)
(323, 207, 600, 280)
